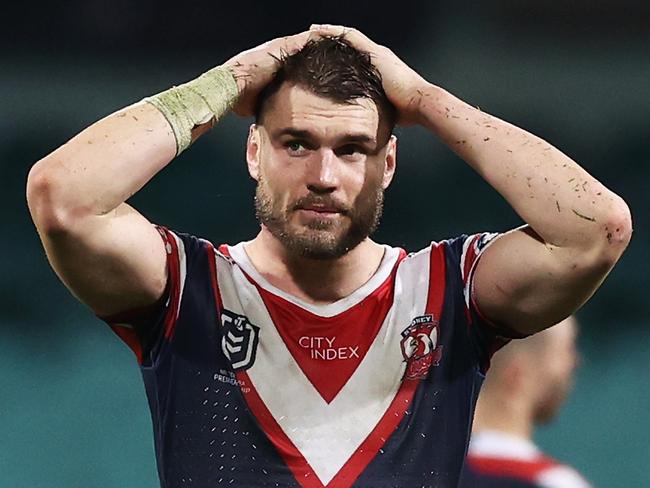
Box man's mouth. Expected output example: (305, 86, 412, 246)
(296, 207, 341, 219)
(299, 204, 340, 214)
(292, 197, 348, 216)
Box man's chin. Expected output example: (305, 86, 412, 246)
(274, 226, 353, 260)
(261, 214, 371, 260)
(288, 234, 345, 260)
(294, 214, 344, 233)
(288, 219, 345, 241)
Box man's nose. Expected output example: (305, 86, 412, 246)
(306, 148, 339, 194)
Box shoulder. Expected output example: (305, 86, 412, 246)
(467, 432, 592, 488)
(157, 226, 238, 268)
(536, 463, 593, 488)
(398, 232, 501, 289)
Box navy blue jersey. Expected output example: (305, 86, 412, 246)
(105, 229, 514, 488)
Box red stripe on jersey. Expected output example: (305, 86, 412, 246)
(461, 235, 480, 326)
(468, 455, 557, 482)
(101, 294, 167, 364)
(206, 242, 224, 313)
(428, 242, 447, 316)
(461, 235, 481, 286)
(159, 227, 181, 340)
(327, 378, 420, 486)
(217, 244, 323, 486)
(235, 370, 325, 488)
(329, 242, 447, 486)
(230, 244, 447, 487)
(218, 244, 231, 259)
(254, 251, 406, 404)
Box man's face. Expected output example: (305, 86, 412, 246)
(533, 319, 580, 424)
(247, 84, 396, 260)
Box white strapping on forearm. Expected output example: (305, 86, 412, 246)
(143, 66, 239, 155)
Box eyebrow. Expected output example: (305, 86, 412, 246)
(273, 128, 378, 148)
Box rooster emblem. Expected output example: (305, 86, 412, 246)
(400, 315, 443, 380)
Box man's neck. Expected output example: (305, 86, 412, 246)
(244, 228, 386, 305)
(472, 394, 534, 441)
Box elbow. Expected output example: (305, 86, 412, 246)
(26, 159, 77, 235)
(596, 195, 633, 267)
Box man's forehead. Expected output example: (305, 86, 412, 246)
(261, 84, 381, 137)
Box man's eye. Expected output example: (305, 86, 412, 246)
(285, 141, 307, 153)
(337, 144, 365, 157)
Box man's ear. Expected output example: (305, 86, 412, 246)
(246, 124, 261, 181)
(382, 135, 397, 189)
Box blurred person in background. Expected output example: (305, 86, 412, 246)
(26, 24, 630, 487)
(461, 316, 592, 488)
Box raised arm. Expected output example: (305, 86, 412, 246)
(413, 87, 632, 334)
(26, 31, 313, 318)
(311, 25, 633, 335)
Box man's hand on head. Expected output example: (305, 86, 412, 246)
(225, 30, 318, 117)
(309, 24, 430, 126)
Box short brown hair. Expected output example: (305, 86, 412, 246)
(255, 36, 396, 134)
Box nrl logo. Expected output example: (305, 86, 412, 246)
(400, 314, 443, 380)
(220, 309, 260, 371)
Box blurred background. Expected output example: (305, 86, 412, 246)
(1, 1, 648, 486)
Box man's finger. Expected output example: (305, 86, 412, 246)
(310, 24, 348, 34)
(310, 24, 352, 38)
(280, 30, 318, 55)
(309, 24, 373, 50)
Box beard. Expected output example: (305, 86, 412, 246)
(255, 176, 384, 260)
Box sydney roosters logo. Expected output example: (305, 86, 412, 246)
(400, 315, 443, 380)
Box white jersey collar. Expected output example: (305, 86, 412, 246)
(226, 242, 401, 318)
(469, 429, 541, 461)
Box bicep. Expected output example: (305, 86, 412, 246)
(40, 203, 168, 317)
(472, 225, 611, 334)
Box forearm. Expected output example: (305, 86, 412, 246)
(28, 66, 238, 227)
(28, 102, 175, 224)
(418, 84, 631, 253)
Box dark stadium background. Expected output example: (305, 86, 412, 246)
(1, 1, 648, 486)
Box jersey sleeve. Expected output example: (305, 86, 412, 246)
(444, 232, 525, 372)
(463, 455, 593, 488)
(100, 226, 208, 366)
(536, 464, 594, 488)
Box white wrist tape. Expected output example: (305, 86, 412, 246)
(144, 65, 239, 155)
